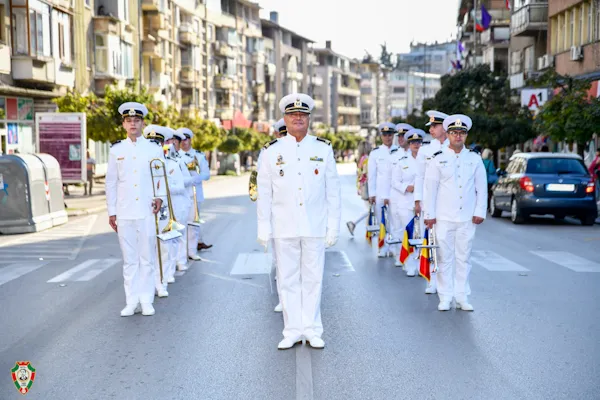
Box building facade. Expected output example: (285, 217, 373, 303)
(388, 70, 441, 119)
(313, 41, 361, 133)
(360, 62, 390, 129)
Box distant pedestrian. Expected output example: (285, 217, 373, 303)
(482, 148, 497, 211)
(84, 150, 96, 196)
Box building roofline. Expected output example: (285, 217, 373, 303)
(313, 47, 361, 63)
(238, 0, 261, 10)
(260, 18, 315, 43)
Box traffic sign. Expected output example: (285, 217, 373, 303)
(521, 88, 549, 111)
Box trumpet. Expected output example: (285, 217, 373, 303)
(414, 222, 440, 273)
(187, 154, 202, 227)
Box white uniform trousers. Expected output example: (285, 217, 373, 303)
(117, 216, 157, 305)
(273, 237, 325, 340)
(390, 204, 420, 274)
(186, 200, 201, 257)
(371, 200, 390, 256)
(270, 239, 281, 302)
(175, 202, 190, 267)
(435, 220, 476, 302)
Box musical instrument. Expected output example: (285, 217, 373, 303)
(414, 223, 440, 272)
(249, 170, 258, 202)
(185, 153, 202, 227)
(366, 203, 380, 233)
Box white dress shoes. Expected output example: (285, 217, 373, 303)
(140, 303, 155, 316)
(274, 303, 282, 312)
(167, 276, 175, 284)
(120, 304, 141, 317)
(456, 299, 474, 311)
(277, 337, 302, 350)
(188, 254, 201, 261)
(306, 336, 325, 349)
(438, 301, 451, 311)
(177, 263, 189, 271)
(157, 289, 168, 298)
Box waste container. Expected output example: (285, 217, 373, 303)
(0, 153, 68, 234)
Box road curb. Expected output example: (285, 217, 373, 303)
(67, 205, 107, 217)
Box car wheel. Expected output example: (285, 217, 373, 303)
(580, 214, 597, 226)
(490, 195, 502, 218)
(510, 198, 525, 224)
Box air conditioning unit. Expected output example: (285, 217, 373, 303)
(570, 46, 583, 61)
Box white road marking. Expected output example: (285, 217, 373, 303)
(75, 259, 120, 281)
(327, 249, 355, 271)
(296, 344, 314, 400)
(0, 262, 48, 287)
(531, 251, 600, 272)
(471, 250, 530, 271)
(198, 271, 266, 289)
(230, 252, 273, 275)
(47, 259, 99, 283)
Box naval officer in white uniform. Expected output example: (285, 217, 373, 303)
(424, 114, 487, 311)
(257, 93, 341, 350)
(368, 122, 398, 257)
(414, 110, 449, 294)
(106, 102, 165, 317)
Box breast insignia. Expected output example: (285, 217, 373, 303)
(263, 139, 279, 150)
(316, 137, 331, 146)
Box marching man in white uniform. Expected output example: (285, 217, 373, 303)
(171, 128, 196, 271)
(368, 122, 398, 257)
(424, 114, 487, 311)
(257, 93, 341, 350)
(106, 102, 165, 317)
(414, 110, 449, 294)
(179, 131, 211, 260)
(388, 129, 424, 273)
(144, 125, 186, 296)
(257, 118, 287, 313)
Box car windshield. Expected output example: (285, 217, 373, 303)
(526, 158, 588, 175)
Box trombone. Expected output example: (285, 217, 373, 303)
(414, 222, 440, 273)
(150, 158, 185, 281)
(186, 156, 202, 227)
(249, 170, 258, 202)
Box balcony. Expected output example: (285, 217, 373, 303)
(181, 103, 197, 118)
(286, 71, 303, 81)
(337, 106, 361, 116)
(142, 39, 161, 58)
(267, 63, 276, 76)
(148, 73, 169, 93)
(12, 56, 56, 84)
(142, 0, 163, 12)
(180, 66, 195, 85)
(252, 52, 265, 64)
(179, 24, 197, 45)
(215, 108, 234, 120)
(93, 16, 120, 36)
(338, 86, 361, 97)
(480, 27, 510, 48)
(311, 76, 323, 86)
(511, 3, 548, 37)
(253, 83, 266, 94)
(215, 75, 234, 90)
(214, 42, 234, 58)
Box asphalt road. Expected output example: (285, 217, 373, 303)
(1, 163, 599, 400)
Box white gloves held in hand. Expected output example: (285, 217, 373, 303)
(325, 231, 338, 248)
(257, 237, 269, 252)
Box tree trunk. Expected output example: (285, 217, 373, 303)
(578, 141, 586, 158)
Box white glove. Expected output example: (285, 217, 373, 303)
(325, 231, 338, 248)
(257, 237, 269, 252)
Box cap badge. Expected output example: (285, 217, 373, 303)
(455, 118, 462, 126)
(412, 134, 419, 140)
(294, 99, 302, 108)
(128, 109, 137, 116)
(429, 116, 435, 123)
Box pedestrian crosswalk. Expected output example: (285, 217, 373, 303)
(47, 259, 121, 283)
(0, 215, 98, 264)
(471, 251, 530, 272)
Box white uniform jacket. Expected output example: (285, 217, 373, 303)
(423, 147, 488, 222)
(414, 138, 449, 204)
(256, 134, 341, 239)
(390, 153, 418, 210)
(179, 149, 210, 203)
(164, 157, 187, 208)
(106, 136, 165, 220)
(367, 144, 398, 200)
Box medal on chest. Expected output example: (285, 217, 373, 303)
(279, 169, 284, 177)
(314, 168, 319, 175)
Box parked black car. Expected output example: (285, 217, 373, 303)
(490, 153, 597, 225)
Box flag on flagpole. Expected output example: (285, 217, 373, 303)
(506, 0, 511, 10)
(399, 217, 415, 264)
(481, 4, 492, 30)
(378, 206, 387, 249)
(418, 228, 431, 281)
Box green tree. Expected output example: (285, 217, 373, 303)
(528, 70, 600, 157)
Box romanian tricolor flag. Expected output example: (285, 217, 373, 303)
(366, 206, 376, 244)
(419, 228, 431, 282)
(399, 217, 415, 264)
(378, 206, 387, 248)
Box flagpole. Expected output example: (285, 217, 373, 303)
(473, 0, 478, 67)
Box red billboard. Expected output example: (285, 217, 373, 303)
(36, 113, 86, 183)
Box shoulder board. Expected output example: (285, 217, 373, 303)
(262, 139, 278, 150)
(390, 148, 399, 153)
(470, 148, 480, 154)
(432, 150, 443, 157)
(316, 137, 331, 146)
(110, 140, 122, 147)
(373, 146, 379, 150)
(400, 155, 408, 160)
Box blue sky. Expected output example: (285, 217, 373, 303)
(256, 0, 459, 59)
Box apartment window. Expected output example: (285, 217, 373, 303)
(87, 32, 93, 68)
(393, 87, 405, 94)
(124, 0, 129, 22)
(58, 22, 65, 59)
(29, 3, 50, 58)
(570, 9, 575, 47)
(95, 34, 108, 73)
(0, 5, 6, 44)
(121, 41, 133, 78)
(11, 8, 27, 55)
(579, 4, 585, 45)
(596, 1, 600, 40)
(588, 1, 594, 42)
(524, 46, 534, 71)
